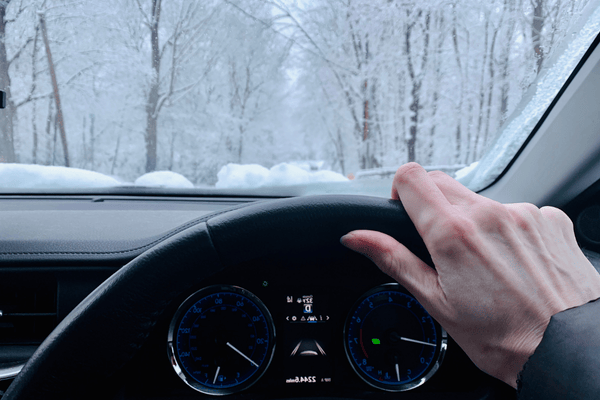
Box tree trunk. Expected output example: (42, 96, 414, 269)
(336, 128, 346, 175)
(40, 12, 69, 167)
(407, 83, 419, 163)
(81, 116, 86, 169)
(89, 113, 95, 170)
(499, 0, 516, 125)
(168, 131, 177, 171)
(405, 11, 429, 163)
(533, 0, 545, 75)
(482, 24, 500, 151)
(361, 79, 373, 169)
(31, 26, 39, 164)
(428, 13, 444, 164)
(111, 135, 121, 175)
(145, 0, 162, 173)
(237, 126, 243, 163)
(45, 94, 53, 164)
(405, 24, 417, 163)
(474, 18, 489, 160)
(452, 23, 464, 164)
(0, 2, 16, 163)
(370, 78, 384, 168)
(362, 80, 368, 142)
(31, 99, 37, 164)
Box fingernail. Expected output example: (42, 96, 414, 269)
(340, 233, 352, 246)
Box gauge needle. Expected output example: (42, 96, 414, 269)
(400, 337, 436, 347)
(395, 363, 400, 381)
(213, 366, 220, 384)
(226, 342, 259, 367)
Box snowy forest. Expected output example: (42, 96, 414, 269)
(0, 0, 594, 185)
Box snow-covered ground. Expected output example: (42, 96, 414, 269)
(215, 162, 348, 189)
(355, 164, 467, 180)
(0, 164, 123, 189)
(454, 161, 479, 180)
(0, 164, 199, 190)
(0, 161, 484, 195)
(135, 171, 194, 189)
(0, 163, 350, 191)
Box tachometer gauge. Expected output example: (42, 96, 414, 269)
(167, 285, 275, 395)
(344, 283, 446, 392)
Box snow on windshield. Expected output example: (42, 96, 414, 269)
(458, 2, 600, 190)
(0, 0, 597, 192)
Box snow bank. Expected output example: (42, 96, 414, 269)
(356, 164, 467, 180)
(454, 161, 479, 180)
(0, 163, 122, 189)
(216, 163, 348, 189)
(135, 171, 194, 189)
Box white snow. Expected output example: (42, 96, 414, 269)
(0, 163, 123, 189)
(134, 171, 194, 189)
(356, 165, 467, 180)
(216, 162, 348, 189)
(288, 160, 328, 172)
(454, 161, 479, 180)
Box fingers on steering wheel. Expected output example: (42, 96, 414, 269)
(341, 230, 440, 309)
(427, 170, 479, 206)
(392, 163, 453, 237)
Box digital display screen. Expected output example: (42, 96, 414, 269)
(283, 293, 333, 384)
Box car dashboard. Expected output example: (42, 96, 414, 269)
(1, 190, 600, 400)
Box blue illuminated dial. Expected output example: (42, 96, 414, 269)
(344, 283, 446, 391)
(168, 285, 275, 395)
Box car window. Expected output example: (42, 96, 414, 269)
(0, 0, 598, 195)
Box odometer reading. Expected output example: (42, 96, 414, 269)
(344, 283, 446, 392)
(168, 285, 275, 396)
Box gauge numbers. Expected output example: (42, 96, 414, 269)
(344, 283, 446, 391)
(168, 285, 275, 395)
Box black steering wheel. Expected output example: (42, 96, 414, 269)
(4, 195, 431, 400)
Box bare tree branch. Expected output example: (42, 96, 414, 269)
(135, 0, 151, 28)
(7, 35, 33, 66)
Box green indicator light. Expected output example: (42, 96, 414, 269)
(372, 338, 381, 345)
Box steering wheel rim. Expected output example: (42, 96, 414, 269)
(4, 195, 430, 400)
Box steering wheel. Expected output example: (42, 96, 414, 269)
(4, 195, 431, 400)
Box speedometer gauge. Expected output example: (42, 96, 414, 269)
(167, 285, 275, 395)
(344, 283, 446, 392)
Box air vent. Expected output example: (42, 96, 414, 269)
(0, 279, 57, 345)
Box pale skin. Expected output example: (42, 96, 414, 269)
(341, 163, 600, 388)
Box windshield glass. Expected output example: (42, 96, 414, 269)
(0, 0, 599, 196)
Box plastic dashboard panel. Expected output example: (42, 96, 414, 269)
(0, 197, 256, 265)
(0, 195, 517, 400)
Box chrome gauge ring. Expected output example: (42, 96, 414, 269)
(344, 283, 447, 391)
(167, 285, 276, 395)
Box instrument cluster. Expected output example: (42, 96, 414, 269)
(167, 282, 447, 396)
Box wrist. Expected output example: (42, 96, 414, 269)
(497, 329, 545, 389)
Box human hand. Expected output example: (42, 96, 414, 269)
(341, 163, 600, 388)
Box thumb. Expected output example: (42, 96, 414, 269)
(340, 230, 440, 309)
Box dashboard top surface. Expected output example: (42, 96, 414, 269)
(0, 196, 251, 265)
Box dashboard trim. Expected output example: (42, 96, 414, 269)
(0, 364, 24, 382)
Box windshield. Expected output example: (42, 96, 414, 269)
(0, 0, 599, 196)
